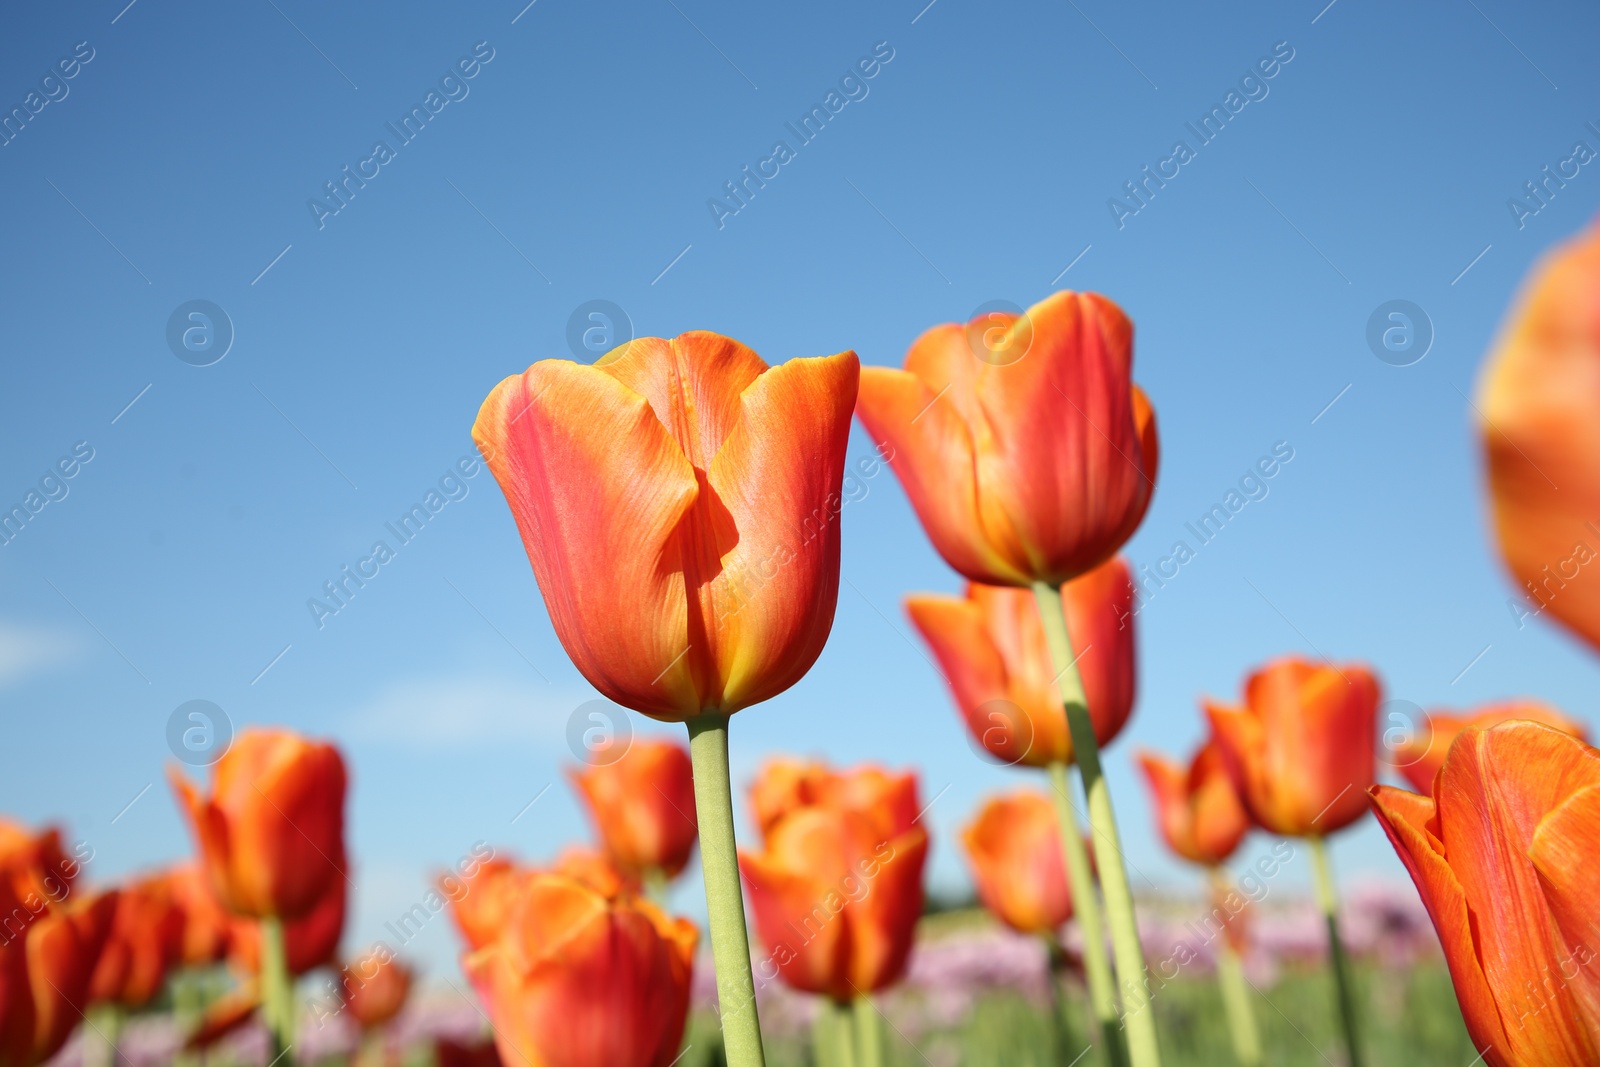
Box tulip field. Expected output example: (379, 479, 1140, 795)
(5, 6, 1600, 1067)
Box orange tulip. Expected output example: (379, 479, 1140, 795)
(0, 823, 79, 913)
(166, 863, 231, 967)
(0, 881, 117, 1067)
(1135, 739, 1250, 867)
(340, 951, 412, 1031)
(568, 738, 698, 879)
(1370, 721, 1600, 1066)
(1206, 657, 1380, 837)
(228, 851, 346, 976)
(462, 871, 696, 1067)
(87, 874, 183, 1009)
(1479, 219, 1600, 654)
(739, 762, 927, 1000)
(444, 856, 525, 953)
(906, 557, 1136, 767)
(960, 792, 1072, 935)
(747, 758, 920, 840)
(855, 291, 1158, 587)
(550, 846, 640, 901)
(473, 333, 860, 720)
(169, 728, 347, 920)
(1391, 700, 1589, 794)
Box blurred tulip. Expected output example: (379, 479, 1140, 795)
(229, 850, 347, 976)
(747, 758, 920, 841)
(87, 874, 183, 1009)
(463, 871, 696, 1067)
(1479, 219, 1600, 654)
(1135, 739, 1250, 867)
(473, 333, 859, 720)
(739, 762, 927, 1000)
(1371, 721, 1600, 1066)
(433, 1037, 502, 1067)
(169, 728, 347, 920)
(1392, 700, 1588, 793)
(182, 982, 260, 1052)
(340, 951, 411, 1031)
(568, 739, 698, 880)
(0, 823, 79, 914)
(906, 558, 1136, 767)
(166, 862, 231, 967)
(855, 291, 1158, 587)
(551, 846, 639, 901)
(960, 792, 1072, 935)
(0, 881, 117, 1067)
(1207, 657, 1381, 837)
(443, 856, 524, 954)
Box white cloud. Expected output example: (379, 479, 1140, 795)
(0, 622, 81, 688)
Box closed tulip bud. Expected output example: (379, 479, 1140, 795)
(463, 872, 696, 1067)
(87, 874, 184, 1009)
(169, 728, 347, 921)
(0, 883, 117, 1067)
(1207, 657, 1381, 837)
(1371, 721, 1600, 1066)
(906, 558, 1136, 767)
(739, 762, 927, 1000)
(340, 951, 412, 1031)
(1479, 219, 1600, 655)
(166, 862, 232, 967)
(1391, 700, 1588, 794)
(1135, 739, 1250, 867)
(568, 739, 698, 880)
(856, 291, 1158, 587)
(228, 850, 347, 977)
(473, 333, 859, 720)
(960, 792, 1073, 935)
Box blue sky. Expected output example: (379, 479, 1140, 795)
(3, 0, 1599, 977)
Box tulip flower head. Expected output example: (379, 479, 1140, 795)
(228, 848, 347, 977)
(856, 291, 1158, 587)
(1371, 721, 1600, 1066)
(87, 873, 184, 1009)
(0, 823, 79, 914)
(960, 791, 1073, 936)
(1135, 739, 1251, 867)
(1207, 657, 1381, 837)
(166, 862, 232, 967)
(907, 557, 1136, 767)
(340, 951, 412, 1031)
(0, 880, 117, 1067)
(473, 333, 860, 721)
(443, 855, 524, 953)
(1390, 700, 1588, 794)
(568, 738, 698, 880)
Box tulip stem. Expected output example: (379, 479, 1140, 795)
(1032, 581, 1162, 1067)
(1047, 761, 1128, 1067)
(816, 1000, 856, 1067)
(260, 916, 295, 1061)
(686, 714, 767, 1067)
(1308, 836, 1364, 1067)
(86, 1003, 122, 1067)
(853, 995, 884, 1067)
(1208, 869, 1261, 1067)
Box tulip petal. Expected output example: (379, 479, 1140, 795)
(596, 333, 767, 468)
(1528, 782, 1600, 1037)
(846, 826, 927, 992)
(739, 847, 851, 1001)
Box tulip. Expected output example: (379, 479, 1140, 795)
(166, 862, 231, 968)
(0, 822, 79, 913)
(227, 851, 347, 977)
(340, 951, 412, 1031)
(0, 880, 117, 1067)
(747, 758, 921, 840)
(1390, 700, 1588, 794)
(462, 871, 696, 1067)
(87, 875, 183, 1009)
(906, 558, 1135, 768)
(960, 792, 1071, 935)
(475, 332, 859, 1067)
(551, 846, 639, 901)
(568, 738, 698, 883)
(1370, 720, 1600, 1066)
(434, 1037, 502, 1067)
(444, 855, 525, 953)
(1478, 219, 1600, 654)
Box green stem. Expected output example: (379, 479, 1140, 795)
(853, 995, 884, 1067)
(686, 715, 767, 1067)
(1208, 870, 1261, 1067)
(815, 1000, 857, 1067)
(1047, 761, 1128, 1067)
(86, 1003, 121, 1067)
(643, 867, 670, 908)
(1032, 582, 1161, 1067)
(260, 916, 294, 1060)
(1308, 836, 1363, 1067)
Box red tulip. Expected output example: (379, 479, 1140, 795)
(1135, 739, 1250, 867)
(1370, 721, 1600, 1066)
(1391, 700, 1588, 793)
(340, 951, 412, 1031)
(1207, 657, 1381, 836)
(166, 862, 231, 967)
(169, 728, 347, 920)
(228, 850, 347, 976)
(463, 871, 696, 1067)
(0, 823, 78, 914)
(87, 874, 183, 1009)
(906, 557, 1136, 767)
(473, 333, 859, 720)
(855, 291, 1158, 587)
(568, 739, 698, 879)
(0, 881, 117, 1067)
(960, 792, 1072, 935)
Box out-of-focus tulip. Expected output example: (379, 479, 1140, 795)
(87, 874, 183, 1009)
(473, 333, 859, 720)
(1391, 700, 1589, 794)
(166, 863, 231, 967)
(568, 739, 698, 879)
(1206, 657, 1381, 837)
(0, 882, 117, 1067)
(229, 851, 346, 976)
(906, 557, 1136, 767)
(1135, 739, 1250, 867)
(739, 763, 927, 1000)
(463, 872, 696, 1067)
(340, 951, 412, 1031)
(747, 759, 921, 840)
(169, 728, 347, 920)
(0, 823, 78, 914)
(551, 847, 639, 901)
(960, 792, 1072, 935)
(434, 1037, 502, 1067)
(855, 291, 1158, 587)
(1370, 721, 1600, 1066)
(443, 856, 524, 954)
(1478, 219, 1600, 655)
(183, 983, 260, 1052)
